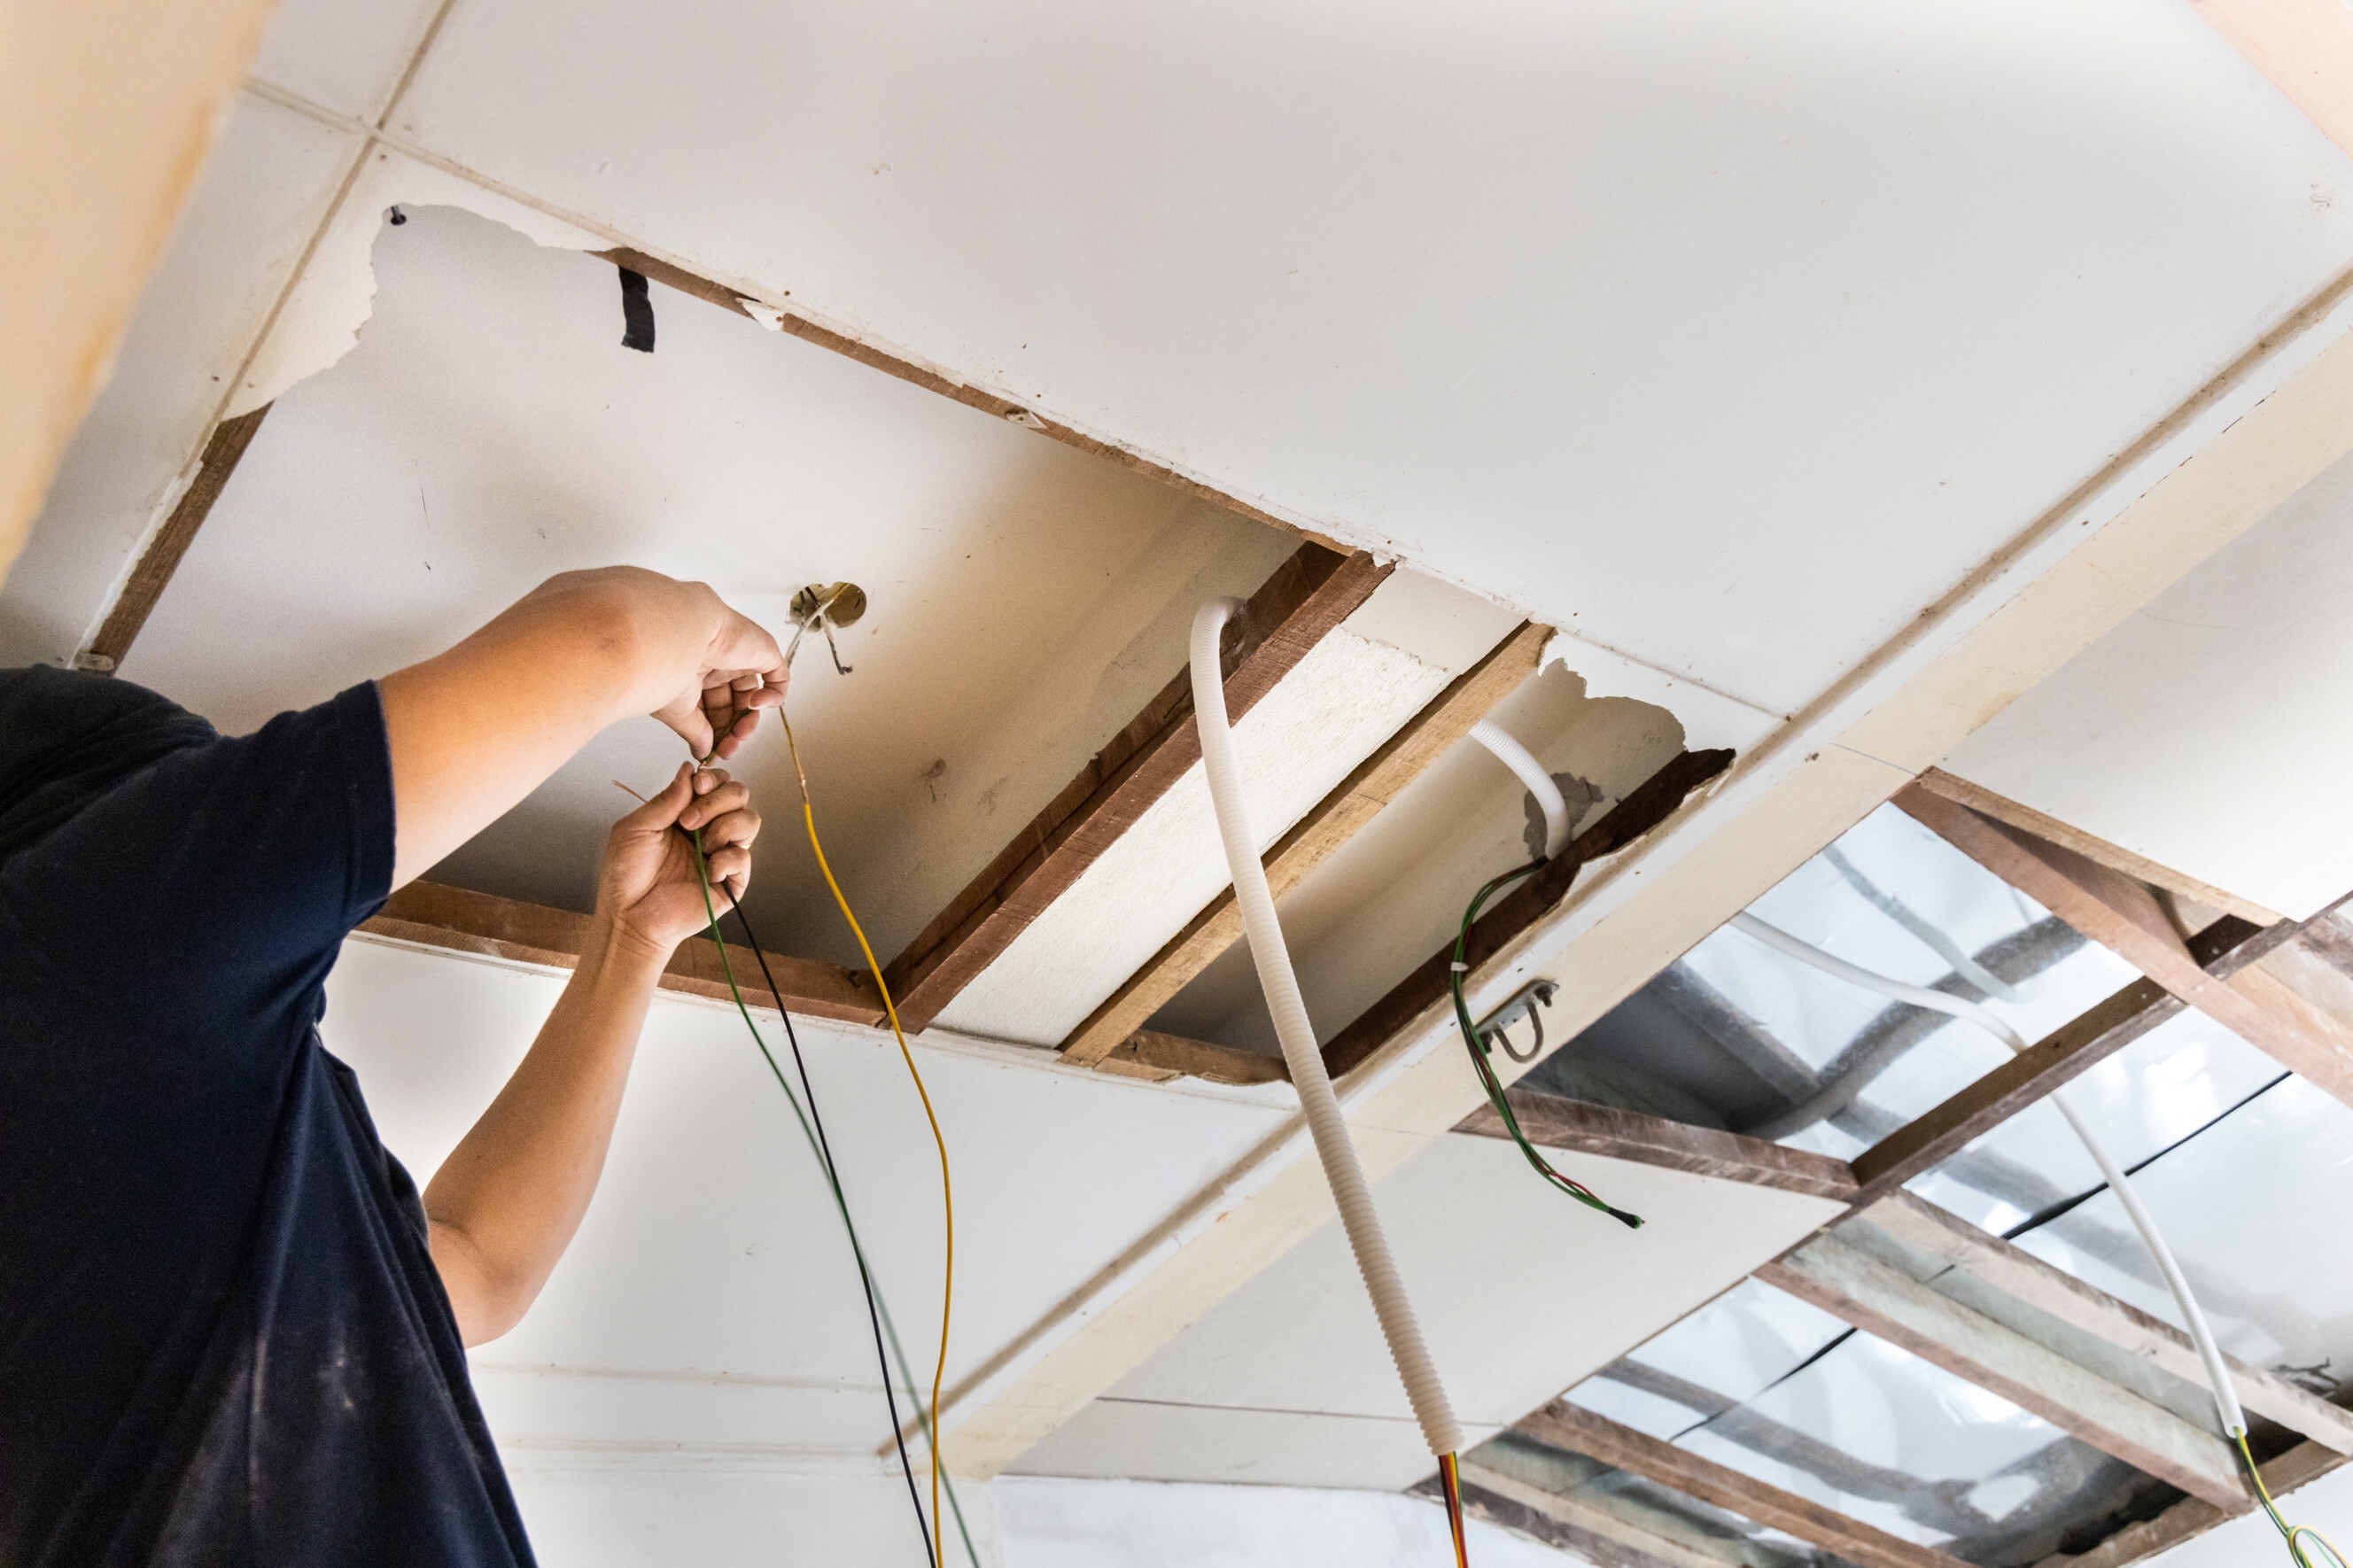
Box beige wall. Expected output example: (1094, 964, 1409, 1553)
(0, 0, 283, 589)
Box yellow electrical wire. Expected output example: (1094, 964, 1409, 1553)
(2240, 1432, 2349, 1568)
(777, 709, 957, 1541)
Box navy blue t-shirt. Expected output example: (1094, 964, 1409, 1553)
(0, 681, 534, 1566)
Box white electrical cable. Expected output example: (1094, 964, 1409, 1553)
(1728, 911, 2248, 1438)
(1192, 598, 1464, 1461)
(1470, 719, 1568, 860)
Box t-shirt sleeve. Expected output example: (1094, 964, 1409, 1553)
(7, 682, 396, 1031)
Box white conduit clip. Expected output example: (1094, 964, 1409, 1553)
(1192, 598, 1465, 1462)
(1470, 719, 1568, 860)
(1728, 911, 2248, 1439)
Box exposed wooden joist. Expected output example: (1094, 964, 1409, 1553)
(358, 880, 882, 1026)
(81, 404, 271, 669)
(1516, 1399, 1968, 1568)
(881, 542, 1393, 1032)
(1454, 1463, 1740, 1568)
(1759, 1232, 2251, 1511)
(1896, 784, 2353, 1106)
(1455, 1087, 1859, 1202)
(1089, 1029, 1290, 1087)
(2036, 1439, 2346, 1568)
(1845, 915, 2273, 1207)
(1060, 617, 1553, 1067)
(1863, 1192, 2353, 1454)
(1319, 744, 1736, 1079)
(596, 247, 1345, 548)
(1914, 768, 2281, 927)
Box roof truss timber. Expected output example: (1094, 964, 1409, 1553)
(1896, 780, 2353, 1108)
(1513, 1399, 1969, 1568)
(360, 880, 884, 1024)
(1059, 617, 1553, 1066)
(881, 540, 1393, 1031)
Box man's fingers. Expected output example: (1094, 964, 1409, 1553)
(679, 779, 749, 828)
(706, 845, 752, 896)
(693, 806, 761, 851)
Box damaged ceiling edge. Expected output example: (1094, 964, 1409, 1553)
(228, 77, 1349, 556)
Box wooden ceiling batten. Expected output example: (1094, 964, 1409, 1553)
(81, 404, 271, 671)
(1761, 1233, 2251, 1511)
(1060, 618, 1553, 1067)
(881, 542, 1392, 1032)
(1454, 1087, 1858, 1202)
(359, 880, 882, 1026)
(1514, 1400, 1969, 1568)
(1896, 783, 2353, 1108)
(1865, 1192, 2353, 1454)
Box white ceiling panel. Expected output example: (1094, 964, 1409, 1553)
(373, 0, 2353, 712)
(1943, 446, 2353, 920)
(326, 937, 1296, 1423)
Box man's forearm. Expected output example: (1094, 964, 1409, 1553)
(378, 568, 749, 887)
(422, 918, 668, 1345)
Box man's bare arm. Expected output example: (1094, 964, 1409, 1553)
(423, 764, 758, 1345)
(378, 567, 786, 889)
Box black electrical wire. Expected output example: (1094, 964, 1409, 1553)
(720, 888, 937, 1568)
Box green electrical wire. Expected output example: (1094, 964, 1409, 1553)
(1448, 858, 1642, 1230)
(2239, 1432, 2349, 1568)
(687, 826, 983, 1568)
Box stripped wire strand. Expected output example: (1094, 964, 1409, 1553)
(1448, 860, 1641, 1229)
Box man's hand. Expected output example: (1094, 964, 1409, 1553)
(648, 606, 789, 762)
(598, 763, 762, 955)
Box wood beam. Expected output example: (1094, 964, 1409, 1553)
(595, 246, 1346, 549)
(1759, 1232, 2251, 1511)
(1089, 1029, 1289, 1087)
(2, 0, 282, 589)
(1060, 618, 1553, 1066)
(1848, 976, 2181, 1206)
(1515, 1399, 1969, 1568)
(1455, 1088, 1859, 1201)
(2035, 1439, 2345, 1567)
(81, 405, 271, 669)
(1862, 1192, 2353, 1454)
(1454, 1463, 1740, 1568)
(1914, 769, 2280, 927)
(1319, 744, 1736, 1080)
(881, 543, 1390, 1032)
(1896, 784, 2353, 1105)
(358, 880, 883, 1026)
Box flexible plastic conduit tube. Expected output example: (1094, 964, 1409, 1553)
(1191, 598, 1465, 1463)
(1728, 911, 2248, 1440)
(1469, 719, 1567, 859)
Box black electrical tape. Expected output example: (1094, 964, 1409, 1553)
(617, 267, 656, 353)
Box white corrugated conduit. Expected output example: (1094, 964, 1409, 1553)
(1728, 910, 2248, 1440)
(1190, 598, 1465, 1463)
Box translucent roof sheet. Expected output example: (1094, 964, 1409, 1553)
(1500, 798, 2353, 1565)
